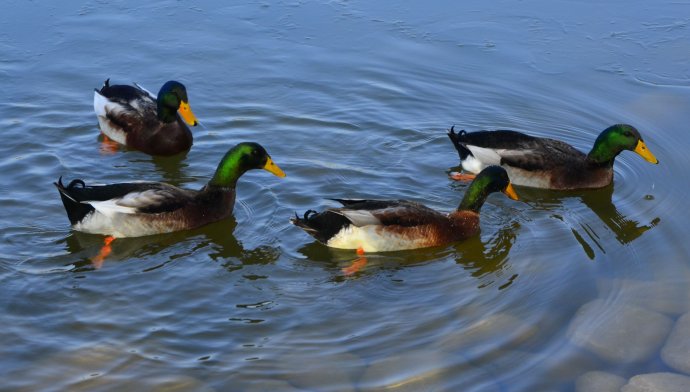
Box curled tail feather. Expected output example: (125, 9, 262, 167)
(447, 126, 472, 160)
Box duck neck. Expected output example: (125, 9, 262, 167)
(458, 178, 491, 213)
(208, 150, 245, 188)
(157, 99, 179, 124)
(587, 137, 619, 166)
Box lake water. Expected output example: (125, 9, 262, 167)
(2, 1, 690, 391)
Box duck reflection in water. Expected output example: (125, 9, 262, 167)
(517, 183, 659, 259)
(61, 217, 279, 271)
(296, 220, 519, 288)
(97, 129, 193, 186)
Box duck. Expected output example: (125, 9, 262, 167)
(93, 79, 199, 156)
(447, 124, 659, 190)
(55, 142, 285, 238)
(290, 165, 518, 252)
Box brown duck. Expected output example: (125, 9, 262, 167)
(291, 166, 518, 252)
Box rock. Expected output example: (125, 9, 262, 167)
(622, 372, 690, 392)
(359, 348, 449, 391)
(241, 379, 301, 392)
(576, 371, 626, 392)
(661, 313, 690, 375)
(276, 351, 362, 392)
(358, 348, 500, 392)
(567, 299, 672, 363)
(436, 312, 539, 358)
(70, 376, 215, 392)
(597, 278, 690, 315)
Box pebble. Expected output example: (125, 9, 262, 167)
(435, 312, 539, 358)
(358, 348, 500, 392)
(567, 299, 672, 363)
(621, 372, 690, 392)
(576, 371, 626, 392)
(597, 278, 690, 315)
(661, 312, 690, 375)
(276, 351, 362, 392)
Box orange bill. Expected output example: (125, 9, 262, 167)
(263, 156, 286, 178)
(178, 101, 198, 126)
(503, 183, 519, 200)
(634, 140, 659, 164)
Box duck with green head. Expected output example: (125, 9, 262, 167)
(448, 124, 659, 190)
(55, 142, 285, 238)
(291, 166, 519, 252)
(94, 79, 199, 156)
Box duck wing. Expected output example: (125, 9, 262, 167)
(55, 178, 195, 224)
(291, 199, 445, 245)
(330, 199, 446, 227)
(448, 128, 585, 171)
(94, 80, 157, 125)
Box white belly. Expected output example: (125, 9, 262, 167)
(504, 167, 552, 188)
(326, 225, 429, 252)
(74, 211, 182, 238)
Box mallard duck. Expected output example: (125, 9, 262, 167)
(447, 124, 659, 190)
(55, 142, 285, 238)
(93, 79, 199, 156)
(290, 166, 518, 252)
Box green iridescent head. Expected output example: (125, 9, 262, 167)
(156, 80, 198, 126)
(209, 142, 286, 187)
(459, 166, 519, 212)
(587, 124, 658, 165)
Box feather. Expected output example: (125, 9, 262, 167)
(89, 199, 138, 216)
(334, 209, 382, 227)
(133, 82, 157, 99)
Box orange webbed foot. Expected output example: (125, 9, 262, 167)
(99, 134, 120, 155)
(342, 247, 367, 276)
(90, 235, 115, 269)
(449, 171, 476, 181)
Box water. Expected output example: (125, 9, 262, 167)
(1, 1, 690, 390)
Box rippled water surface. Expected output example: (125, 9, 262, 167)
(2, 1, 690, 391)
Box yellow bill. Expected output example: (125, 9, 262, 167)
(503, 182, 519, 200)
(263, 156, 286, 178)
(178, 101, 198, 126)
(634, 139, 659, 164)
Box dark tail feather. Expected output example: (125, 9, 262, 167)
(95, 78, 110, 93)
(290, 209, 349, 245)
(447, 125, 472, 160)
(54, 177, 94, 225)
(327, 198, 369, 207)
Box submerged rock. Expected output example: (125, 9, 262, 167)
(576, 371, 626, 392)
(661, 313, 690, 375)
(597, 278, 690, 315)
(358, 348, 500, 392)
(622, 372, 690, 392)
(435, 312, 539, 358)
(567, 299, 672, 363)
(276, 351, 362, 392)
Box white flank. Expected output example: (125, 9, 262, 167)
(326, 225, 427, 252)
(93, 91, 128, 144)
(461, 155, 485, 174)
(463, 145, 502, 171)
(503, 167, 552, 188)
(93, 91, 109, 117)
(73, 210, 176, 238)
